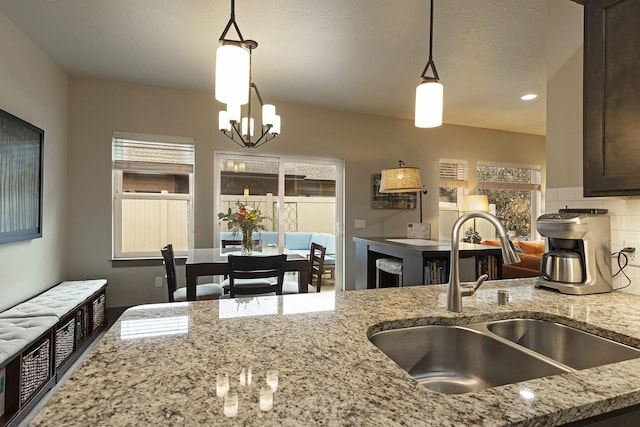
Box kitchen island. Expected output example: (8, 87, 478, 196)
(30, 279, 640, 426)
(353, 236, 503, 288)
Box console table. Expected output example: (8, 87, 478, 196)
(353, 237, 503, 290)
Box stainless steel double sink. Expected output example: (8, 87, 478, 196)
(369, 318, 640, 395)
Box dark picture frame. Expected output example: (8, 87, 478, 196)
(0, 109, 44, 244)
(371, 173, 416, 209)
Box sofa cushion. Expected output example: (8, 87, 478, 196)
(517, 240, 545, 256)
(311, 232, 336, 254)
(284, 232, 312, 250)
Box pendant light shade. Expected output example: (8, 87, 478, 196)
(215, 42, 250, 105)
(415, 79, 443, 128)
(415, 0, 443, 128)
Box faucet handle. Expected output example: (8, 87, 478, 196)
(461, 274, 489, 297)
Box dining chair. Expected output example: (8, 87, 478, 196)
(283, 243, 326, 294)
(225, 254, 287, 298)
(221, 239, 262, 249)
(161, 244, 224, 302)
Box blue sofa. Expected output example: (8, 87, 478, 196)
(220, 231, 336, 268)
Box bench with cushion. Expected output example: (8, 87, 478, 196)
(0, 279, 107, 426)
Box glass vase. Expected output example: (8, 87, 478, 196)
(241, 228, 253, 255)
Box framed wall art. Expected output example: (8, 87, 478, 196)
(0, 108, 44, 244)
(371, 173, 416, 209)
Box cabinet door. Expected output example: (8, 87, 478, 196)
(583, 0, 640, 196)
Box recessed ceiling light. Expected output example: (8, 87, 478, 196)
(520, 94, 538, 101)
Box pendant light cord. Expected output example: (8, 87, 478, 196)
(219, 0, 245, 42)
(420, 0, 440, 81)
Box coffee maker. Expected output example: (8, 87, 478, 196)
(534, 211, 612, 294)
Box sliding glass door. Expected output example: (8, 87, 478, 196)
(214, 152, 343, 290)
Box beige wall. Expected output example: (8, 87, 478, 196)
(0, 12, 69, 311)
(68, 78, 544, 306)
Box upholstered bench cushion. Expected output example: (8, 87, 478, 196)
(0, 316, 58, 365)
(55, 279, 107, 300)
(376, 258, 403, 275)
(0, 279, 107, 319)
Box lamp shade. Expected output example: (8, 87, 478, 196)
(215, 42, 250, 105)
(379, 167, 423, 193)
(461, 194, 489, 212)
(415, 80, 443, 128)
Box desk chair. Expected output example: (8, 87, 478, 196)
(225, 254, 287, 298)
(161, 244, 224, 302)
(283, 243, 326, 294)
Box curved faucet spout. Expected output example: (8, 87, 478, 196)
(447, 211, 520, 312)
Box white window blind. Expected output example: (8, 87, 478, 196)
(112, 132, 194, 173)
(439, 159, 468, 188)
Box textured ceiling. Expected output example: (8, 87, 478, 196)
(0, 0, 547, 135)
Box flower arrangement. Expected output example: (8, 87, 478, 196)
(218, 202, 267, 254)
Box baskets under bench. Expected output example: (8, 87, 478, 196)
(0, 279, 107, 427)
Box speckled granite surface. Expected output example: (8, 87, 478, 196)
(30, 279, 640, 426)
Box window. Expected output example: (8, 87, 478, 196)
(214, 152, 344, 288)
(438, 159, 468, 209)
(112, 132, 194, 258)
(476, 162, 541, 240)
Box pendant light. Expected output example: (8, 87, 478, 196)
(215, 0, 280, 148)
(415, 0, 443, 128)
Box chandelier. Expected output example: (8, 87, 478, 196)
(215, 0, 280, 148)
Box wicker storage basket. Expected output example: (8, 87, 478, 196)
(20, 339, 50, 405)
(92, 293, 106, 329)
(55, 318, 75, 369)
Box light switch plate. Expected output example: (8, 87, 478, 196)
(354, 219, 366, 229)
(155, 276, 164, 288)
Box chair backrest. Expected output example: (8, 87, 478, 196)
(227, 254, 287, 297)
(160, 244, 178, 302)
(221, 239, 261, 248)
(309, 243, 326, 293)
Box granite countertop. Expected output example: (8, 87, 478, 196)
(31, 279, 640, 426)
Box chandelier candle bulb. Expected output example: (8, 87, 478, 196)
(218, 111, 231, 131)
(227, 104, 241, 123)
(215, 43, 250, 105)
(269, 115, 281, 135)
(262, 104, 276, 126)
(241, 117, 254, 137)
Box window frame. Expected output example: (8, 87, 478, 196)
(438, 158, 468, 210)
(112, 132, 195, 259)
(475, 160, 542, 241)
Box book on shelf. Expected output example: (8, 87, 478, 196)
(424, 259, 448, 285)
(0, 366, 5, 417)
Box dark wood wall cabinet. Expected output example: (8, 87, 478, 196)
(582, 0, 640, 197)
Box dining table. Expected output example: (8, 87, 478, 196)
(185, 247, 310, 301)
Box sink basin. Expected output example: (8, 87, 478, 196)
(369, 325, 567, 394)
(486, 318, 640, 370)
